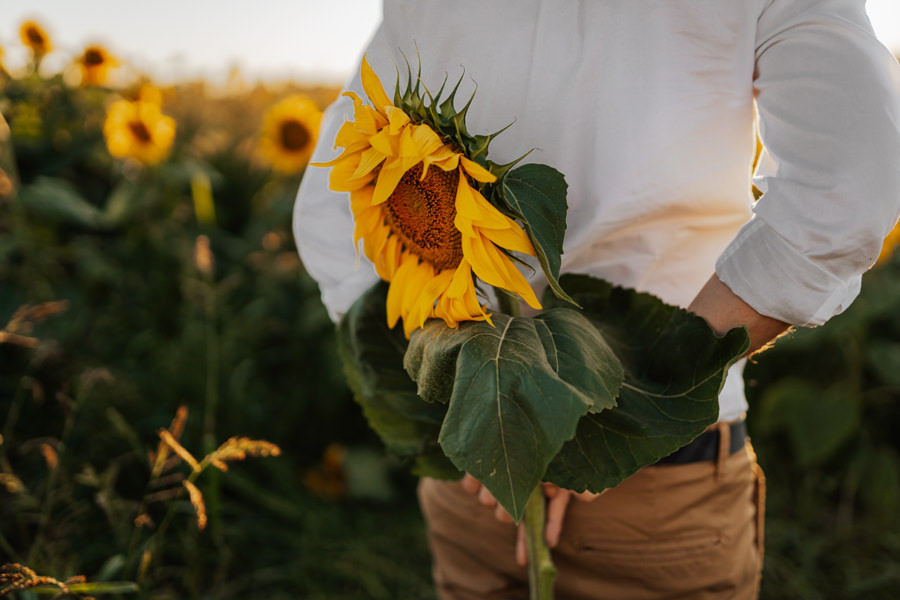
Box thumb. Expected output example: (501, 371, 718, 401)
(516, 521, 528, 566)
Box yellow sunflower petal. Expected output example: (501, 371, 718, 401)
(366, 226, 393, 279)
(386, 253, 419, 328)
(407, 269, 455, 332)
(460, 156, 497, 183)
(480, 222, 537, 257)
(361, 56, 393, 117)
(371, 160, 408, 205)
(420, 145, 460, 178)
(343, 92, 388, 133)
(386, 106, 412, 134)
(401, 260, 437, 320)
(328, 154, 374, 192)
(445, 260, 476, 299)
(351, 146, 388, 180)
(388, 255, 438, 335)
(350, 188, 383, 255)
(378, 234, 404, 280)
(403, 123, 443, 161)
(454, 176, 512, 235)
(369, 127, 400, 158)
(434, 262, 491, 326)
(463, 234, 541, 309)
(333, 120, 373, 155)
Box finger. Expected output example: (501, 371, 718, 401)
(516, 522, 528, 566)
(541, 482, 561, 498)
(544, 491, 571, 548)
(494, 504, 514, 524)
(461, 473, 482, 495)
(477, 484, 498, 507)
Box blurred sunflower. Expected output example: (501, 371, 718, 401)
(259, 95, 322, 174)
(135, 83, 164, 106)
(78, 44, 119, 86)
(878, 220, 900, 264)
(318, 57, 541, 337)
(103, 98, 176, 165)
(19, 21, 52, 57)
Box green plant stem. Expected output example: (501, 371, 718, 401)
(495, 290, 520, 320)
(492, 289, 557, 598)
(201, 278, 223, 543)
(28, 383, 84, 566)
(524, 485, 556, 600)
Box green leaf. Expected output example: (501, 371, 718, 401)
(866, 340, 900, 388)
(499, 164, 577, 306)
(103, 179, 158, 226)
(337, 282, 455, 476)
(16, 176, 109, 229)
(757, 378, 860, 466)
(404, 309, 624, 521)
(860, 446, 900, 524)
(542, 274, 750, 492)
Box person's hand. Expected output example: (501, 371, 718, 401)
(461, 473, 604, 566)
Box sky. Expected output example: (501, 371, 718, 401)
(4, 0, 383, 84)
(4, 0, 900, 85)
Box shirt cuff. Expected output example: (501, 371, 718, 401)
(715, 216, 861, 327)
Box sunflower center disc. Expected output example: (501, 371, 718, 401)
(385, 163, 464, 271)
(128, 120, 153, 144)
(84, 49, 105, 66)
(26, 28, 45, 47)
(280, 120, 310, 151)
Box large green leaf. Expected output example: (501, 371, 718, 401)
(542, 274, 750, 492)
(337, 282, 457, 478)
(404, 309, 624, 521)
(16, 176, 109, 229)
(339, 274, 748, 518)
(499, 164, 576, 305)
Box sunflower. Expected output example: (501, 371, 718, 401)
(19, 21, 52, 57)
(103, 98, 176, 165)
(78, 44, 119, 86)
(878, 220, 900, 265)
(318, 57, 541, 337)
(259, 95, 322, 174)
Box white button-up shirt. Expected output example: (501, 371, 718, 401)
(294, 0, 900, 421)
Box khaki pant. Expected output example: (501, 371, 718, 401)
(418, 423, 766, 600)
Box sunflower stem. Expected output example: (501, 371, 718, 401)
(495, 290, 521, 318)
(491, 288, 556, 598)
(525, 484, 557, 600)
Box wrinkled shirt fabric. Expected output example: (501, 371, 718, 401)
(294, 0, 900, 422)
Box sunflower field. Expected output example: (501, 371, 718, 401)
(2, 17, 900, 600)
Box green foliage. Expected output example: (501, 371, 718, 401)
(339, 273, 747, 522)
(408, 307, 623, 520)
(542, 275, 750, 492)
(2, 30, 899, 600)
(496, 163, 575, 306)
(746, 254, 900, 597)
(1, 54, 431, 599)
(337, 282, 454, 479)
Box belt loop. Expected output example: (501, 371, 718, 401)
(715, 421, 731, 481)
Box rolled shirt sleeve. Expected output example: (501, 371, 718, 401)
(292, 70, 380, 323)
(717, 0, 900, 326)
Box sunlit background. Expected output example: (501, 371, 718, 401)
(4, 0, 382, 84)
(4, 0, 900, 85)
(3, 2, 900, 598)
